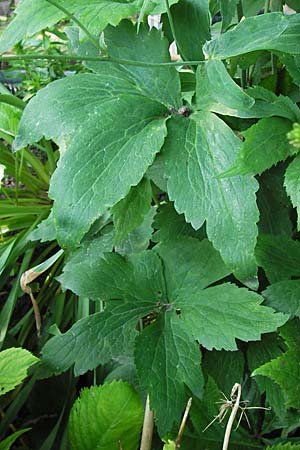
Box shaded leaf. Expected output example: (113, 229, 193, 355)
(255, 234, 300, 283)
(220, 0, 239, 31)
(264, 280, 300, 318)
(253, 319, 300, 410)
(69, 381, 143, 450)
(0, 429, 31, 450)
(112, 177, 152, 244)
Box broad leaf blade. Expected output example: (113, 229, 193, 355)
(0, 348, 38, 395)
(196, 60, 255, 117)
(69, 381, 143, 450)
(220, 0, 239, 31)
(135, 312, 203, 436)
(156, 237, 230, 296)
(162, 113, 259, 282)
(112, 177, 152, 244)
(40, 302, 153, 377)
(284, 156, 300, 230)
(177, 283, 288, 350)
(222, 117, 295, 176)
(204, 13, 300, 59)
(60, 250, 166, 303)
(15, 74, 168, 248)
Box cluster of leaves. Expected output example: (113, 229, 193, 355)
(1, 0, 300, 449)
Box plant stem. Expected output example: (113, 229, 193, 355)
(264, 0, 270, 13)
(222, 384, 242, 450)
(45, 0, 101, 52)
(271, 0, 282, 11)
(164, 0, 187, 61)
(140, 395, 154, 450)
(175, 398, 192, 449)
(0, 53, 205, 68)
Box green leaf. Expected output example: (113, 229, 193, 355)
(279, 53, 300, 87)
(112, 177, 152, 244)
(0, 0, 171, 53)
(255, 234, 300, 283)
(247, 334, 286, 418)
(15, 73, 167, 249)
(220, 0, 239, 31)
(115, 207, 156, 255)
(267, 444, 300, 450)
(253, 319, 300, 410)
(30, 210, 56, 243)
(203, 349, 245, 395)
(222, 118, 295, 176)
(257, 168, 292, 237)
(152, 202, 204, 243)
(40, 302, 153, 377)
(163, 441, 176, 450)
(59, 250, 165, 302)
(263, 280, 300, 318)
(169, 0, 210, 60)
(196, 60, 255, 117)
(0, 348, 39, 395)
(0, 429, 31, 450)
(246, 86, 300, 122)
(135, 312, 203, 436)
(162, 113, 259, 282)
(103, 21, 182, 108)
(176, 283, 287, 351)
(156, 237, 230, 296)
(68, 381, 143, 450)
(0, 103, 21, 136)
(285, 156, 300, 230)
(204, 13, 300, 59)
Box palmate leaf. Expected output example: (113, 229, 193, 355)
(42, 238, 286, 434)
(253, 319, 300, 410)
(68, 381, 143, 450)
(204, 12, 300, 59)
(162, 112, 259, 282)
(14, 23, 179, 248)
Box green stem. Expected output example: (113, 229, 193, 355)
(264, 0, 270, 13)
(271, 0, 282, 11)
(45, 0, 101, 52)
(0, 53, 205, 68)
(164, 0, 187, 62)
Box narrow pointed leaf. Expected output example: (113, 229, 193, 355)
(220, 0, 239, 31)
(112, 177, 152, 244)
(135, 312, 203, 436)
(162, 113, 259, 282)
(176, 283, 287, 350)
(284, 156, 300, 230)
(204, 13, 300, 59)
(222, 117, 295, 177)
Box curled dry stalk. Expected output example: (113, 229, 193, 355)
(203, 383, 271, 450)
